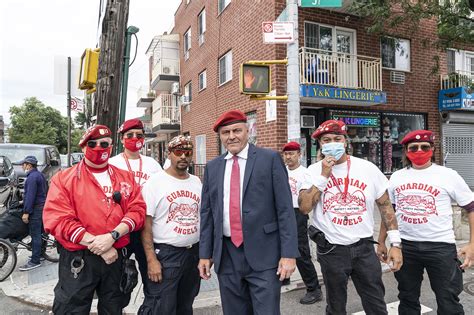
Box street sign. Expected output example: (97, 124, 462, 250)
(300, 0, 342, 8)
(262, 22, 295, 44)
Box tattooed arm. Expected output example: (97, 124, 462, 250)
(298, 186, 322, 215)
(376, 191, 402, 271)
(141, 216, 162, 283)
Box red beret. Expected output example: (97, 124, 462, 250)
(401, 130, 435, 145)
(282, 141, 301, 152)
(311, 120, 347, 139)
(118, 118, 144, 134)
(213, 110, 247, 132)
(78, 125, 112, 147)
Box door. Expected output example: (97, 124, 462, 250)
(335, 29, 357, 88)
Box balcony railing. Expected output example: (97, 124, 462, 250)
(440, 70, 474, 90)
(299, 47, 383, 91)
(152, 94, 180, 127)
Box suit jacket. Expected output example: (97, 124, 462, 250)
(199, 144, 299, 272)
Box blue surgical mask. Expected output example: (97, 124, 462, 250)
(321, 142, 346, 161)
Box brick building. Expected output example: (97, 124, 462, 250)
(144, 0, 474, 184)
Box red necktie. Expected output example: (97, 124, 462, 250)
(229, 155, 243, 247)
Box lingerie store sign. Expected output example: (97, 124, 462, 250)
(300, 84, 387, 106)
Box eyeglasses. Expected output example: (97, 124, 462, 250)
(407, 144, 432, 152)
(125, 132, 145, 139)
(87, 140, 111, 149)
(171, 149, 193, 157)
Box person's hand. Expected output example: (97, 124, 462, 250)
(458, 243, 474, 269)
(387, 247, 403, 272)
(88, 233, 115, 255)
(244, 70, 256, 89)
(277, 258, 296, 281)
(22, 213, 29, 224)
(321, 155, 337, 178)
(377, 243, 388, 263)
(100, 247, 118, 265)
(198, 259, 213, 280)
(147, 259, 163, 283)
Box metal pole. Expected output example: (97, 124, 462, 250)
(116, 25, 139, 155)
(67, 57, 72, 167)
(287, 0, 300, 142)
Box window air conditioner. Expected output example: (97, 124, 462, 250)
(301, 115, 315, 128)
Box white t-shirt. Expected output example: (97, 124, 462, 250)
(109, 154, 162, 188)
(389, 164, 474, 243)
(302, 156, 388, 245)
(142, 171, 202, 247)
(92, 170, 113, 198)
(287, 165, 308, 208)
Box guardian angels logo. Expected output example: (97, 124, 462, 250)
(395, 182, 440, 225)
(166, 190, 200, 235)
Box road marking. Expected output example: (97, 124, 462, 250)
(352, 301, 433, 315)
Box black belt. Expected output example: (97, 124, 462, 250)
(341, 237, 378, 248)
(154, 242, 198, 251)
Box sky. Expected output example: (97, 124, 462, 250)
(0, 0, 181, 125)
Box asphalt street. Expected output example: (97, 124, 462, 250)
(0, 290, 47, 315)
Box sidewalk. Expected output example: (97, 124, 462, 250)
(0, 211, 470, 314)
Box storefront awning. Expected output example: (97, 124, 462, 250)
(438, 87, 474, 111)
(300, 84, 387, 106)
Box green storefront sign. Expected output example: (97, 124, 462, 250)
(300, 0, 343, 8)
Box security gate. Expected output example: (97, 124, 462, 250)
(442, 123, 474, 188)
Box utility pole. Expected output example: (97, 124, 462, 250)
(95, 0, 130, 141)
(287, 0, 300, 142)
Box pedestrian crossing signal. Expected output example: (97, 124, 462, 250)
(78, 48, 100, 90)
(240, 64, 271, 95)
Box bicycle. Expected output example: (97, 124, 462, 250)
(0, 234, 59, 281)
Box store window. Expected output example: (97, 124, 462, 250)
(326, 110, 425, 174)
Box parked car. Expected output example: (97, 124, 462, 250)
(60, 153, 84, 169)
(0, 143, 61, 192)
(0, 155, 18, 213)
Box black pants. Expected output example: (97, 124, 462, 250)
(28, 206, 43, 264)
(396, 240, 464, 315)
(138, 243, 200, 315)
(294, 208, 320, 292)
(217, 237, 282, 315)
(53, 246, 127, 315)
(127, 231, 148, 286)
(317, 240, 387, 315)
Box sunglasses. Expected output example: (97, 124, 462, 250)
(125, 132, 145, 139)
(171, 149, 193, 157)
(87, 140, 111, 149)
(407, 144, 432, 152)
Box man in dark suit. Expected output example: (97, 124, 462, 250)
(198, 110, 299, 315)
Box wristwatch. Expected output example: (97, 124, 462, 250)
(110, 230, 121, 241)
(390, 242, 402, 249)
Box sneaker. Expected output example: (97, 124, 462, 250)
(19, 261, 41, 271)
(300, 289, 323, 305)
(29, 256, 45, 262)
(282, 278, 291, 286)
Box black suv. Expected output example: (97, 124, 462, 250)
(0, 143, 61, 191)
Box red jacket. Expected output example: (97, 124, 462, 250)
(43, 161, 146, 251)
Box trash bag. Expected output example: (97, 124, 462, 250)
(0, 187, 28, 241)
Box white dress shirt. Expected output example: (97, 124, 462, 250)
(223, 143, 249, 237)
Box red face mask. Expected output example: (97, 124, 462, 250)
(406, 150, 433, 166)
(85, 146, 112, 165)
(124, 138, 144, 152)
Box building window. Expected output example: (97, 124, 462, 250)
(195, 135, 206, 164)
(246, 111, 257, 145)
(447, 49, 456, 74)
(184, 28, 191, 60)
(199, 70, 207, 91)
(198, 9, 206, 45)
(219, 51, 232, 85)
(184, 81, 192, 103)
(381, 37, 410, 71)
(218, 0, 231, 14)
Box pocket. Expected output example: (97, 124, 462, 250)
(263, 222, 278, 234)
(450, 258, 464, 296)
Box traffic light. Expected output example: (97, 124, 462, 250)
(240, 64, 271, 95)
(78, 48, 100, 90)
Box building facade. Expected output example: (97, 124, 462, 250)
(163, 0, 474, 184)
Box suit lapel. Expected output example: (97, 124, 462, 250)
(243, 144, 257, 197)
(216, 155, 226, 216)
